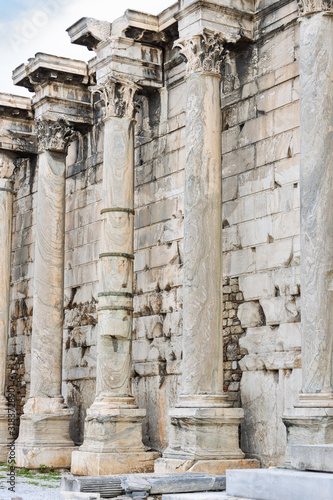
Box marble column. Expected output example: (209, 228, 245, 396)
(156, 31, 257, 475)
(283, 2, 333, 462)
(71, 77, 159, 476)
(0, 161, 14, 460)
(16, 119, 76, 468)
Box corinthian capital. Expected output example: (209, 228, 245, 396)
(36, 119, 77, 153)
(297, 0, 333, 15)
(175, 30, 228, 77)
(90, 76, 140, 119)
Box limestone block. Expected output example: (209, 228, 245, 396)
(272, 266, 300, 295)
(256, 131, 293, 167)
(151, 198, 178, 224)
(222, 146, 255, 178)
(239, 114, 273, 147)
(226, 468, 333, 500)
(238, 216, 272, 248)
(272, 209, 300, 240)
(240, 324, 301, 355)
(274, 156, 299, 186)
(155, 457, 258, 477)
(274, 101, 300, 135)
(260, 297, 299, 325)
(223, 248, 256, 277)
(239, 351, 301, 371)
(222, 126, 239, 154)
(134, 315, 164, 340)
(151, 242, 181, 268)
(71, 450, 160, 476)
(257, 80, 293, 113)
(238, 302, 264, 328)
(238, 166, 274, 197)
(239, 272, 275, 301)
(223, 197, 255, 226)
(241, 368, 301, 467)
(223, 226, 241, 252)
(258, 28, 295, 75)
(222, 176, 238, 203)
(291, 444, 333, 473)
(256, 239, 293, 271)
(163, 312, 183, 337)
(133, 374, 180, 451)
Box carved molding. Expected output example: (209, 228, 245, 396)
(36, 119, 77, 153)
(174, 30, 229, 76)
(297, 0, 333, 15)
(90, 76, 140, 119)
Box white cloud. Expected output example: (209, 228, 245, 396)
(0, 0, 175, 96)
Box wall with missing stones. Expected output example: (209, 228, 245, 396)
(3, 0, 303, 467)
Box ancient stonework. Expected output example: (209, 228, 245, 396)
(175, 30, 227, 76)
(297, 0, 333, 15)
(0, 0, 332, 481)
(36, 119, 77, 153)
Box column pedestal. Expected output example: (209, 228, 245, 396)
(15, 397, 75, 468)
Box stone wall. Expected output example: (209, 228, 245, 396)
(9, 157, 37, 415)
(221, 0, 302, 466)
(63, 122, 103, 444)
(5, 0, 304, 467)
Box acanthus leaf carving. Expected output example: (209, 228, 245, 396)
(174, 30, 231, 77)
(297, 0, 333, 15)
(89, 76, 140, 119)
(36, 119, 77, 153)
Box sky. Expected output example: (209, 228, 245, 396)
(0, 0, 174, 97)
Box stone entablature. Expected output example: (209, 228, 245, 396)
(297, 0, 333, 15)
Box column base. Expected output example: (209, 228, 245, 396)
(72, 405, 161, 475)
(283, 406, 333, 464)
(71, 450, 160, 475)
(154, 457, 260, 475)
(161, 406, 245, 462)
(15, 399, 75, 468)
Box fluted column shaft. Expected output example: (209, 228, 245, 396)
(298, 11, 333, 404)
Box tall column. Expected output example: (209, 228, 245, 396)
(156, 31, 258, 475)
(0, 160, 14, 460)
(71, 77, 159, 476)
(16, 119, 76, 468)
(283, 2, 333, 466)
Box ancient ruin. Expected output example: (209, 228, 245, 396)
(1, 0, 333, 498)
